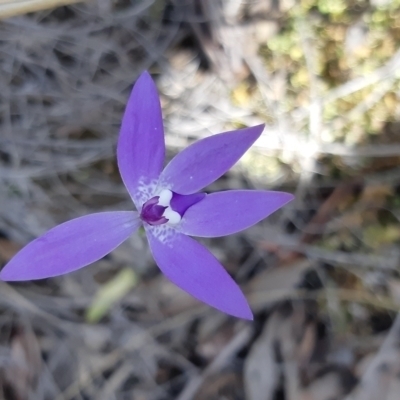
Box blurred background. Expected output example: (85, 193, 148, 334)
(1, 0, 400, 399)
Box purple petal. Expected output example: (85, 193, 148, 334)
(1, 212, 141, 281)
(146, 227, 252, 319)
(170, 192, 206, 216)
(178, 190, 294, 237)
(117, 71, 165, 206)
(159, 125, 264, 194)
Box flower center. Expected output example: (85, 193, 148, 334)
(140, 189, 181, 226)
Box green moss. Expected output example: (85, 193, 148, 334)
(248, 0, 400, 143)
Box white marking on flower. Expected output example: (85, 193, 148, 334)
(150, 225, 175, 245)
(135, 178, 158, 206)
(155, 178, 172, 193)
(155, 188, 181, 226)
(163, 208, 181, 225)
(157, 189, 173, 206)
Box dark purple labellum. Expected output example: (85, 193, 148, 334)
(140, 197, 168, 226)
(140, 190, 206, 226)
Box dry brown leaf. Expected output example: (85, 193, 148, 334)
(388, 279, 400, 305)
(346, 315, 400, 400)
(0, 238, 21, 262)
(386, 376, 400, 400)
(194, 371, 244, 400)
(245, 301, 332, 400)
(197, 324, 236, 362)
(299, 372, 344, 400)
(347, 349, 400, 400)
(359, 184, 393, 207)
(300, 181, 360, 245)
(149, 276, 200, 316)
(4, 328, 42, 400)
(244, 313, 283, 400)
(247, 260, 312, 311)
(296, 322, 318, 368)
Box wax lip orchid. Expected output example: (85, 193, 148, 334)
(0, 71, 294, 319)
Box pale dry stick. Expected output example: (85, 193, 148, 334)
(343, 313, 400, 400)
(323, 76, 396, 137)
(177, 325, 253, 400)
(0, 0, 83, 20)
(254, 132, 400, 157)
(296, 16, 322, 169)
(0, 138, 114, 151)
(324, 48, 400, 104)
(97, 0, 157, 20)
(55, 307, 208, 400)
(281, 325, 301, 400)
(0, 148, 113, 179)
(48, 174, 91, 215)
(97, 337, 197, 400)
(248, 288, 308, 310)
(311, 166, 400, 187)
(302, 244, 400, 270)
(278, 18, 323, 233)
(244, 312, 282, 400)
(178, 0, 246, 82)
(322, 176, 400, 242)
(130, 24, 182, 76)
(0, 282, 79, 333)
(312, 142, 400, 157)
(251, 227, 400, 269)
(97, 361, 134, 400)
(340, 76, 396, 122)
(250, 288, 400, 313)
(324, 288, 400, 311)
(291, 47, 400, 123)
(71, 170, 129, 196)
(246, 55, 289, 144)
(330, 166, 400, 192)
(297, 17, 322, 144)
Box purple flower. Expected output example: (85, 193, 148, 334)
(0, 72, 293, 319)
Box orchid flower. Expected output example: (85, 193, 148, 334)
(0, 72, 293, 319)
